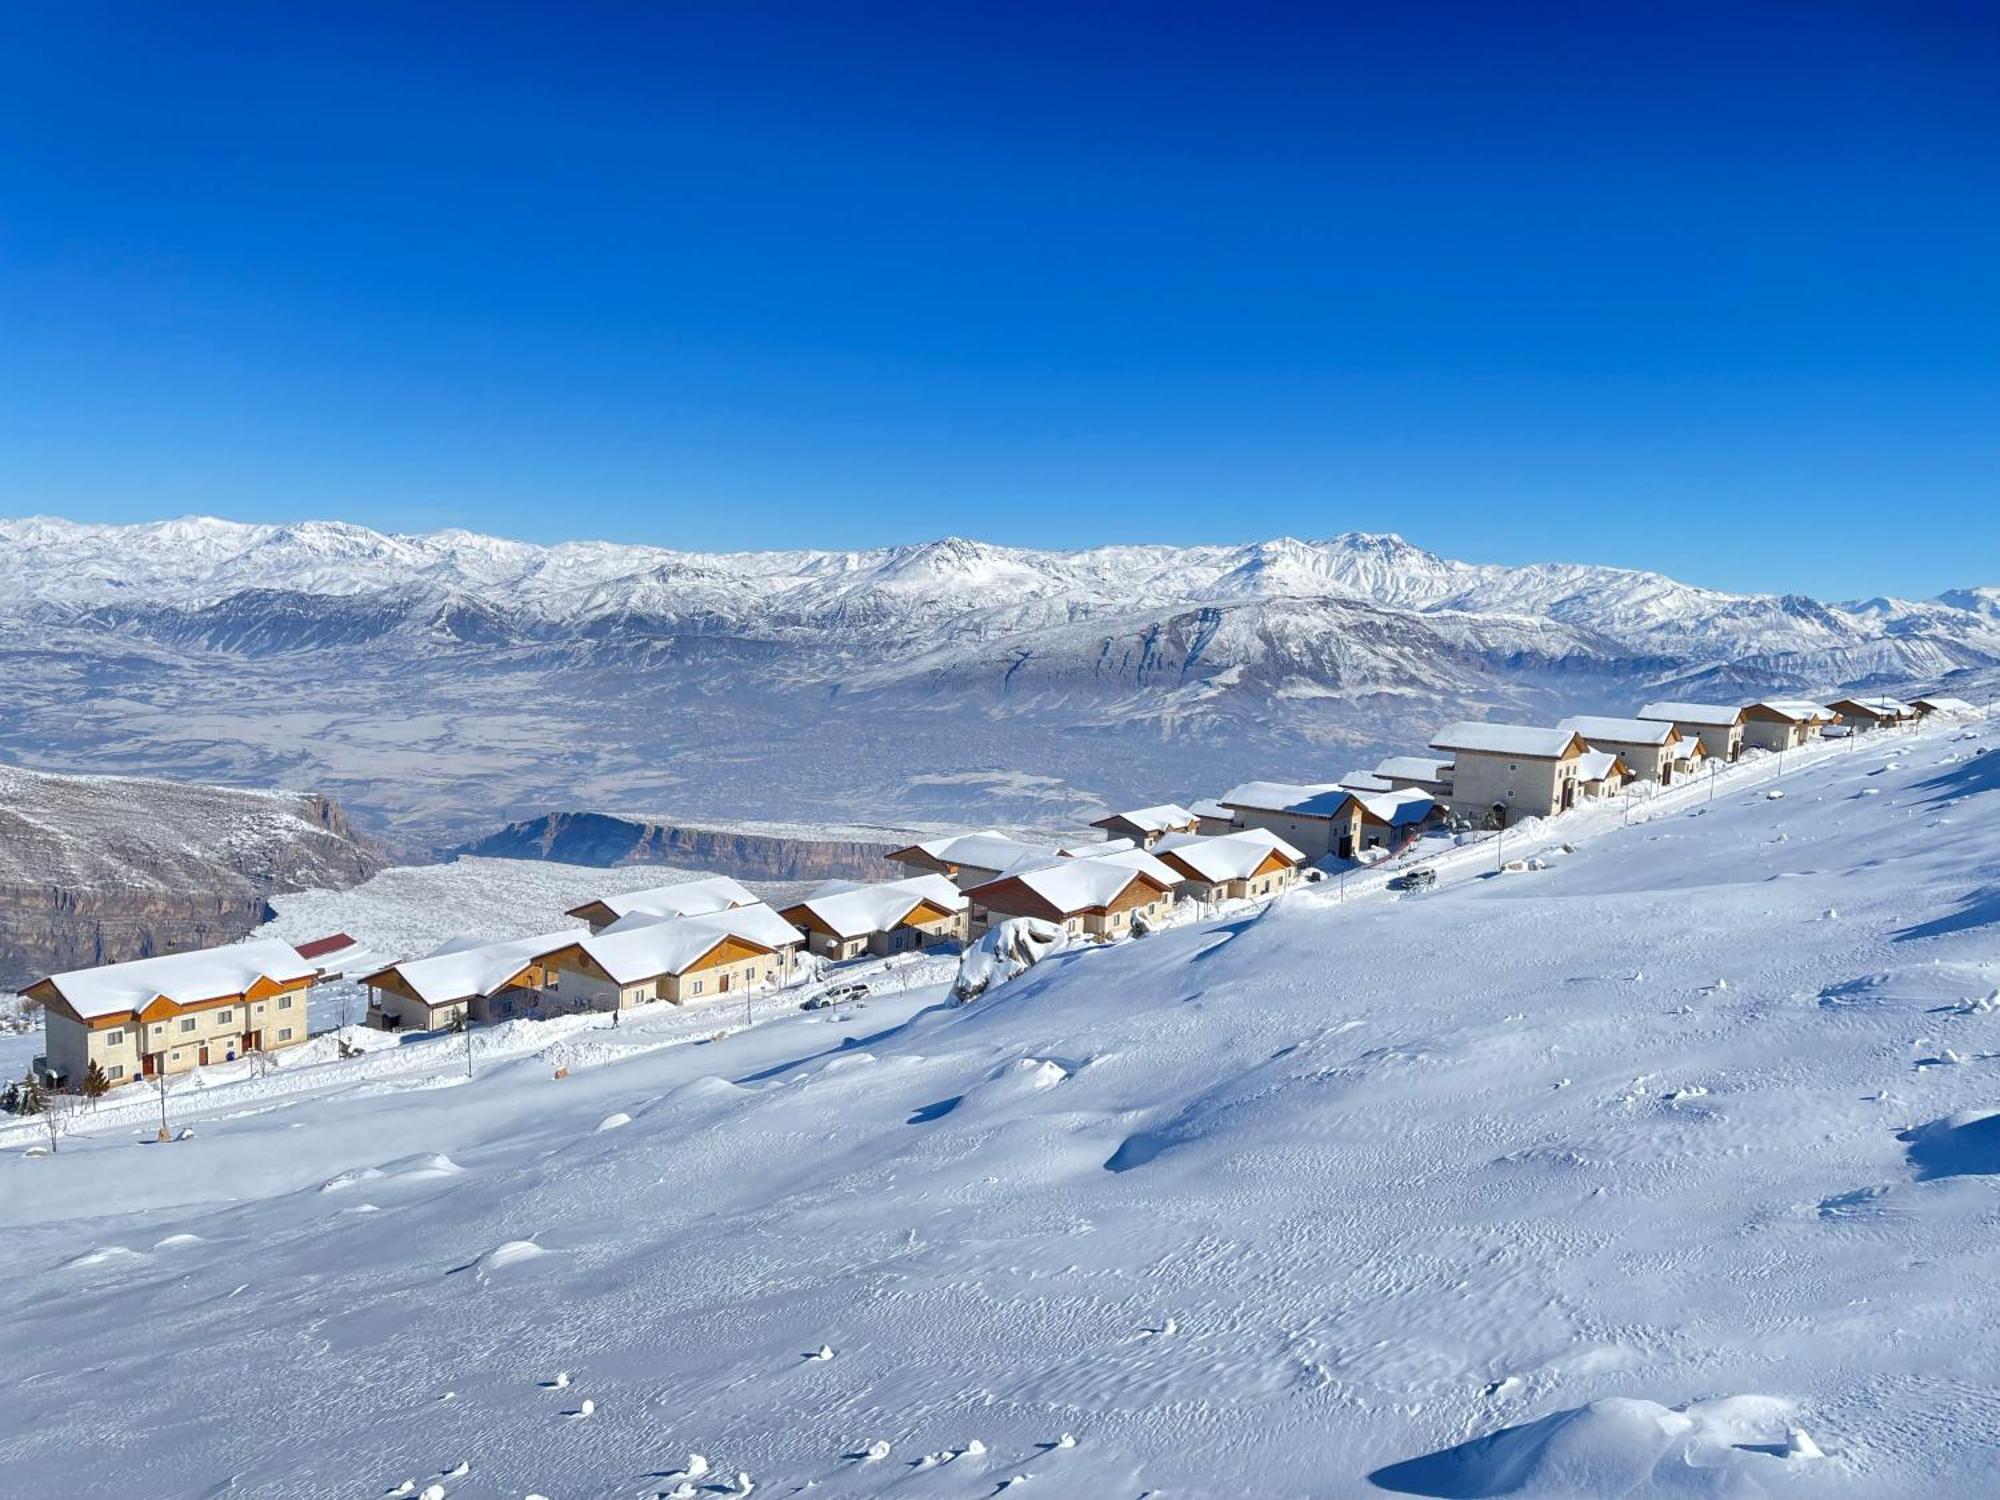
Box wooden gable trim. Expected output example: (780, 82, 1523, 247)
(897, 899, 956, 929)
(684, 934, 774, 975)
(1250, 849, 1294, 879)
(1103, 875, 1169, 915)
(779, 904, 840, 938)
(565, 900, 620, 927)
(967, 877, 1066, 924)
(541, 944, 614, 982)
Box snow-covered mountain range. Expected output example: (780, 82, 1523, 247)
(0, 515, 1993, 845)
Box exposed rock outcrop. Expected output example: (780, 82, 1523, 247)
(0, 765, 385, 988)
(450, 812, 914, 883)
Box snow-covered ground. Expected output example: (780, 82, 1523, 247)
(3, 722, 1997, 1496)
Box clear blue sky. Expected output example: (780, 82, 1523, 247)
(2, 2, 1995, 598)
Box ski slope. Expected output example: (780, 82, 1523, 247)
(2, 724, 1997, 1497)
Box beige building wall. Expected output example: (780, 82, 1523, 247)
(1444, 750, 1579, 826)
(1182, 865, 1295, 904)
(1224, 807, 1354, 859)
(1742, 717, 1813, 753)
(667, 949, 789, 1004)
(1590, 739, 1674, 783)
(1663, 719, 1743, 760)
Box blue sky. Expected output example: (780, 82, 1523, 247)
(1, 2, 1994, 598)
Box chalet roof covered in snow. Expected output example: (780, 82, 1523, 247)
(1830, 696, 1914, 718)
(566, 874, 758, 924)
(1089, 803, 1197, 835)
(1374, 754, 1454, 782)
(1576, 749, 1626, 781)
(361, 930, 578, 1006)
(890, 829, 1051, 872)
(1913, 696, 1980, 715)
(574, 903, 804, 985)
(30, 937, 321, 1021)
(1338, 770, 1395, 793)
(1558, 715, 1678, 747)
(783, 874, 966, 939)
(1188, 798, 1231, 820)
(1353, 788, 1436, 827)
(969, 851, 1180, 916)
(1219, 780, 1355, 819)
(1153, 828, 1305, 882)
(1428, 722, 1584, 759)
(1637, 701, 1746, 727)
(1752, 699, 1838, 722)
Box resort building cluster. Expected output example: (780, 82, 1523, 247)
(18, 693, 1978, 1092)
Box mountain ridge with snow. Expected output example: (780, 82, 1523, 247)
(0, 515, 1992, 842)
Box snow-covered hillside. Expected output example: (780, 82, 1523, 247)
(0, 516, 1993, 845)
(3, 721, 1997, 1496)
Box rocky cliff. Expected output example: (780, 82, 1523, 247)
(0, 765, 386, 989)
(451, 812, 915, 883)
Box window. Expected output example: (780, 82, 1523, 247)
(277, 1028, 293, 1042)
(692, 980, 704, 995)
(179, 1017, 197, 1033)
(104, 1029, 126, 1045)
(107, 1065, 124, 1079)
(278, 996, 293, 1010)
(217, 1010, 233, 1024)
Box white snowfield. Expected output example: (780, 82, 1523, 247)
(3, 723, 1999, 1497)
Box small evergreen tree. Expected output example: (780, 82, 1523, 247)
(16, 1076, 48, 1116)
(1, 1079, 19, 1115)
(83, 1060, 112, 1102)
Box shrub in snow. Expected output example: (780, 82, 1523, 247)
(952, 918, 1067, 1002)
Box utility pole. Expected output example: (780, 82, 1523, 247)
(156, 1072, 170, 1143)
(1708, 760, 1717, 804)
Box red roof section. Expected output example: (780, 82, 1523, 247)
(293, 932, 358, 961)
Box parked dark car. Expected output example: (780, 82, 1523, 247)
(1389, 868, 1437, 892)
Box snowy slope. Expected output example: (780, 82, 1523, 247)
(3, 721, 1997, 1496)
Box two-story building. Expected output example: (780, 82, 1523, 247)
(1214, 781, 1364, 859)
(1427, 723, 1590, 827)
(1741, 700, 1838, 752)
(25, 938, 321, 1089)
(1558, 715, 1684, 785)
(1638, 702, 1746, 762)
